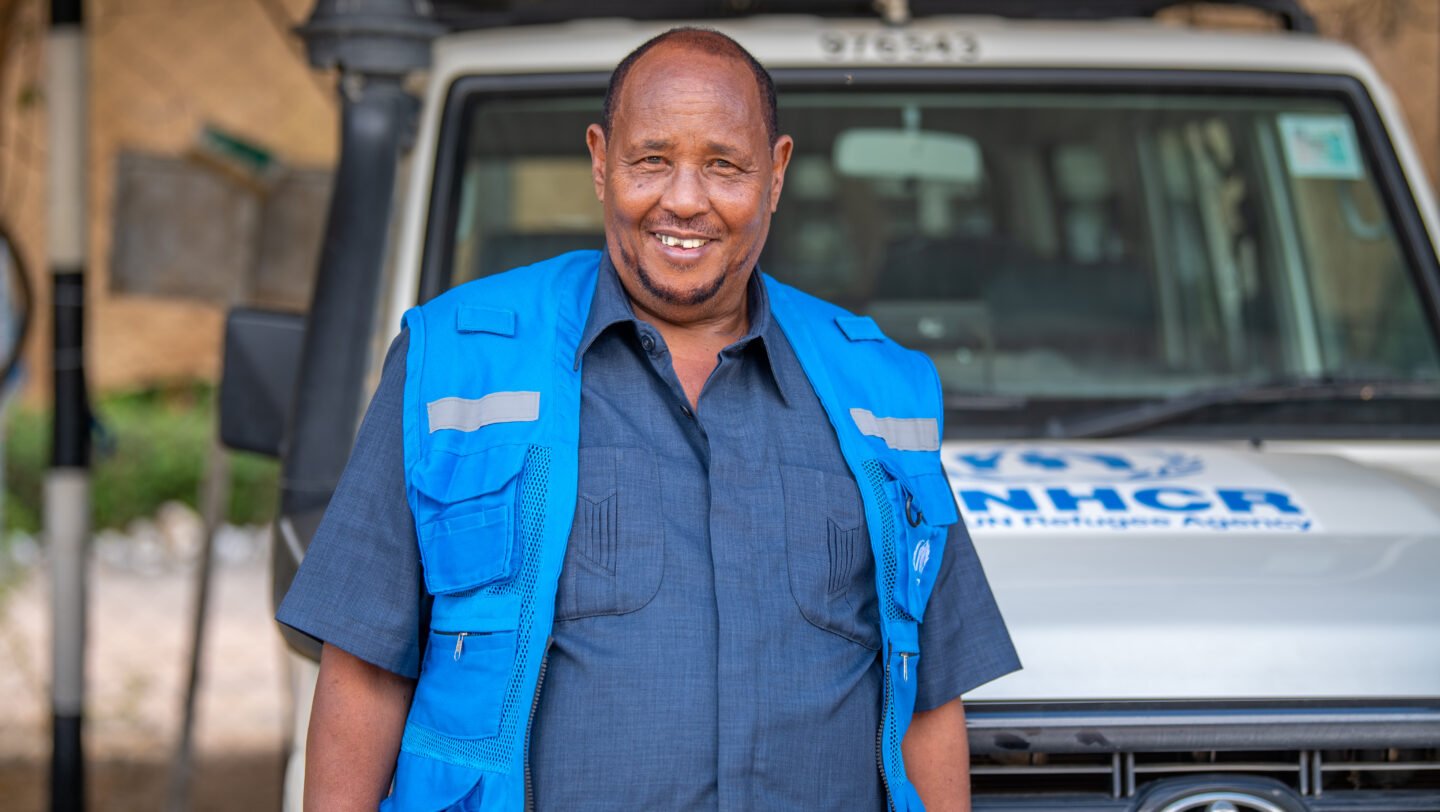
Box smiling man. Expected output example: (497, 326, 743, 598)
(278, 28, 1018, 811)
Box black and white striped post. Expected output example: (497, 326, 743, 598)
(45, 1, 91, 810)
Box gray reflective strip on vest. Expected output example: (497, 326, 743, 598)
(428, 391, 540, 433)
(849, 407, 939, 452)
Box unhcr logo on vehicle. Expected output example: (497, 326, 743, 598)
(944, 447, 1320, 534)
(952, 448, 1204, 484)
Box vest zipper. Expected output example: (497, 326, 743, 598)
(432, 629, 500, 661)
(878, 641, 896, 812)
(524, 636, 553, 812)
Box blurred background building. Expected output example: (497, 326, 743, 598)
(0, 0, 333, 404)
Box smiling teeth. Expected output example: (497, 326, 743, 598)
(657, 234, 708, 249)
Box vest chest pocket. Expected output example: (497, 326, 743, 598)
(411, 444, 528, 596)
(556, 446, 665, 621)
(406, 445, 528, 742)
(410, 625, 518, 740)
(781, 464, 880, 651)
(881, 462, 959, 622)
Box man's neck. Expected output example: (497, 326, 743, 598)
(630, 295, 749, 350)
(625, 280, 753, 411)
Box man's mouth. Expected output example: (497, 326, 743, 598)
(653, 232, 711, 250)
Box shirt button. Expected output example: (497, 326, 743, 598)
(639, 333, 656, 353)
(680, 404, 693, 418)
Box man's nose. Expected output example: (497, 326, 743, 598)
(659, 164, 710, 220)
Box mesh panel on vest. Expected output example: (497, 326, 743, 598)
(402, 446, 553, 772)
(863, 458, 907, 802)
(862, 459, 910, 622)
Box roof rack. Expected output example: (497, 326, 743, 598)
(427, 0, 1317, 34)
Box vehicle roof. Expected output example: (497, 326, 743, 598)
(430, 15, 1375, 79)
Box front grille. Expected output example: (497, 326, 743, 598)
(973, 747, 1440, 800)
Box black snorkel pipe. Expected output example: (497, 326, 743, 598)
(274, 0, 439, 658)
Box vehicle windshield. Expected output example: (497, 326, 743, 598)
(439, 85, 1440, 436)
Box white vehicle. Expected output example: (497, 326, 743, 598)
(223, 1, 1440, 809)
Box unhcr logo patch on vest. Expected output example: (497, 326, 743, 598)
(428, 391, 540, 433)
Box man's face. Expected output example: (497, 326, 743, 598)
(587, 44, 793, 321)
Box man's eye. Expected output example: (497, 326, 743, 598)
(642, 156, 664, 164)
(714, 159, 734, 169)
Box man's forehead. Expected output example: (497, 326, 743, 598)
(628, 38, 752, 81)
(615, 45, 762, 114)
(610, 52, 765, 143)
(612, 117, 766, 154)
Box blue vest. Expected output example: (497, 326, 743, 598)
(387, 251, 958, 811)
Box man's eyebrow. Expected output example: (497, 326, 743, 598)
(626, 138, 750, 160)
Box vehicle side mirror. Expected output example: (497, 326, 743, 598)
(219, 307, 305, 457)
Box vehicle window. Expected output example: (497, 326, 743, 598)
(440, 89, 1440, 432)
(448, 98, 605, 286)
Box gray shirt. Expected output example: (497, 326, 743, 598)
(278, 254, 1020, 811)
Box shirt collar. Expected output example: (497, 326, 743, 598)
(574, 250, 788, 406)
(574, 250, 640, 364)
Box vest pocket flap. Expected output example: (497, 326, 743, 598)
(430, 592, 521, 633)
(419, 506, 515, 595)
(410, 443, 528, 503)
(907, 470, 959, 528)
(412, 445, 527, 595)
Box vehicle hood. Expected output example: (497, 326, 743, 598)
(943, 442, 1440, 701)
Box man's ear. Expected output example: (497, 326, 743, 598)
(586, 124, 608, 202)
(768, 135, 795, 214)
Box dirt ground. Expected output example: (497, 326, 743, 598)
(0, 750, 285, 812)
(0, 523, 289, 810)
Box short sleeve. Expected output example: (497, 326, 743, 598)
(275, 330, 431, 679)
(914, 518, 1021, 711)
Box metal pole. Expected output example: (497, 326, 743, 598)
(165, 439, 231, 812)
(45, 2, 89, 810)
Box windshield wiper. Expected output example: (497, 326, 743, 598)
(944, 392, 1029, 410)
(1044, 378, 1440, 439)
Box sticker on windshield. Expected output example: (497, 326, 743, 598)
(1278, 114, 1364, 180)
(945, 446, 1321, 535)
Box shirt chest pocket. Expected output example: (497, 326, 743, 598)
(781, 465, 879, 651)
(556, 446, 666, 621)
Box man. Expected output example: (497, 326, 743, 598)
(279, 27, 1019, 811)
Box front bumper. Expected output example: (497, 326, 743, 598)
(966, 700, 1440, 810)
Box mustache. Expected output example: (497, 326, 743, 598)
(642, 215, 722, 239)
